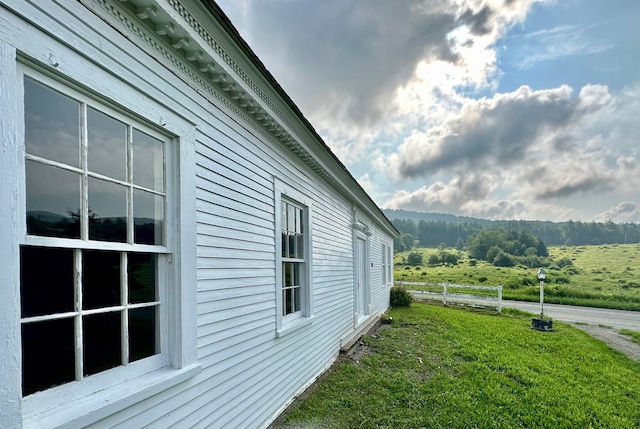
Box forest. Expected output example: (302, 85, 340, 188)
(385, 208, 640, 250)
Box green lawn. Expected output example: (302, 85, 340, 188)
(278, 304, 640, 428)
(395, 244, 640, 311)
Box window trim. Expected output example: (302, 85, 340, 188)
(387, 245, 393, 286)
(382, 243, 387, 288)
(274, 178, 313, 337)
(13, 62, 200, 428)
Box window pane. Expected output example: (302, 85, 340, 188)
(284, 262, 291, 287)
(133, 189, 164, 245)
(288, 234, 295, 258)
(287, 204, 295, 232)
(87, 107, 127, 181)
(132, 129, 164, 192)
(88, 177, 127, 242)
(293, 286, 301, 313)
(129, 307, 157, 362)
(24, 77, 80, 167)
(295, 233, 304, 259)
(293, 263, 301, 286)
(83, 250, 121, 310)
(26, 161, 80, 238)
(285, 288, 293, 315)
(281, 232, 288, 258)
(22, 318, 75, 396)
(20, 246, 75, 317)
(128, 253, 156, 304)
(83, 312, 122, 376)
(296, 207, 303, 234)
(281, 201, 287, 231)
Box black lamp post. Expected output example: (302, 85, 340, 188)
(532, 268, 552, 331)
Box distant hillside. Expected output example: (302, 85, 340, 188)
(384, 208, 640, 247)
(383, 209, 492, 225)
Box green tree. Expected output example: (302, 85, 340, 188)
(407, 251, 423, 266)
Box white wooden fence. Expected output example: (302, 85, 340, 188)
(396, 281, 503, 312)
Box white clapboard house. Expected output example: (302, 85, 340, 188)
(0, 1, 398, 428)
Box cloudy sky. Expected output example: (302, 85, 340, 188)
(216, 0, 640, 223)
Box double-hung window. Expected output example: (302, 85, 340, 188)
(20, 74, 167, 397)
(388, 246, 393, 285)
(281, 200, 305, 316)
(275, 179, 313, 336)
(382, 244, 387, 287)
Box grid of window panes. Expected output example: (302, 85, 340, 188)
(388, 246, 392, 284)
(20, 76, 165, 396)
(382, 244, 387, 286)
(281, 200, 305, 316)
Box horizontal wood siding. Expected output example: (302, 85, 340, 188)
(1, 2, 396, 428)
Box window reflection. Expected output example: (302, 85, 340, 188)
(22, 318, 75, 396)
(20, 246, 74, 318)
(88, 177, 127, 242)
(88, 107, 127, 181)
(24, 77, 80, 167)
(83, 312, 122, 376)
(128, 253, 156, 303)
(129, 307, 157, 362)
(133, 128, 164, 192)
(133, 189, 164, 245)
(26, 160, 81, 238)
(83, 250, 121, 310)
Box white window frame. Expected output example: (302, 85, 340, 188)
(8, 60, 199, 429)
(382, 243, 387, 288)
(274, 178, 313, 337)
(387, 245, 393, 286)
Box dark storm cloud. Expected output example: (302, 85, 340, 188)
(534, 175, 614, 200)
(231, 0, 520, 127)
(395, 85, 600, 179)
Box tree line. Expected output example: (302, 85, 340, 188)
(389, 211, 640, 251)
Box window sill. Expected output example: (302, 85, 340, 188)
(23, 363, 202, 429)
(276, 316, 313, 338)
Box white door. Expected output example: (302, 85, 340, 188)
(355, 237, 367, 318)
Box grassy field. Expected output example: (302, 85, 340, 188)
(278, 304, 640, 428)
(394, 244, 640, 310)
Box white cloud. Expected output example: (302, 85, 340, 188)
(594, 202, 640, 223)
(217, 0, 640, 222)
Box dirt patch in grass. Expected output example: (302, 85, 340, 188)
(572, 323, 640, 362)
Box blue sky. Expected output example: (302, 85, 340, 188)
(216, 0, 640, 222)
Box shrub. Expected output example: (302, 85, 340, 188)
(504, 278, 522, 289)
(521, 277, 535, 286)
(493, 251, 516, 267)
(468, 259, 477, 266)
(428, 254, 440, 265)
(562, 266, 580, 275)
(557, 257, 573, 268)
(478, 276, 488, 283)
(407, 251, 423, 266)
(390, 286, 413, 307)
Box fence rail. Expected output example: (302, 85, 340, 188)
(396, 281, 503, 312)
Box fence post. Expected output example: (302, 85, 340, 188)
(497, 284, 502, 313)
(443, 283, 448, 305)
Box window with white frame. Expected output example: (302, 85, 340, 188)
(20, 74, 168, 397)
(275, 180, 312, 335)
(382, 244, 387, 287)
(281, 199, 305, 316)
(388, 245, 392, 285)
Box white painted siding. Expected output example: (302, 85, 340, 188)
(0, 1, 397, 428)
